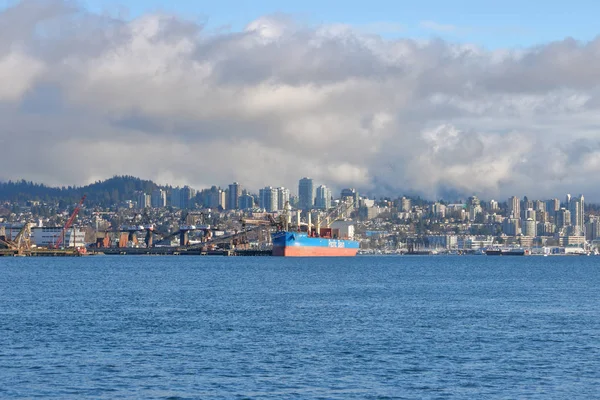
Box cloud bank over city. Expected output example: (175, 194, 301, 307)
(2, 0, 600, 200)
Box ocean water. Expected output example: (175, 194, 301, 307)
(1, 255, 598, 399)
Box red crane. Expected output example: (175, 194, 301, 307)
(54, 195, 86, 249)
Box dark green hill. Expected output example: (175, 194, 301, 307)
(0, 176, 165, 207)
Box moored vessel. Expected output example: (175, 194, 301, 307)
(270, 199, 359, 257)
(485, 247, 526, 256)
(271, 230, 359, 256)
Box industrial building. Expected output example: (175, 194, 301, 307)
(0, 224, 86, 248)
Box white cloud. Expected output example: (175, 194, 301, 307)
(0, 50, 44, 101)
(2, 1, 600, 200)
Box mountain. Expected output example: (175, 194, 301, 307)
(0, 176, 165, 207)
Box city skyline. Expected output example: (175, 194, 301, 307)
(1, 174, 598, 207)
(4, 1, 600, 200)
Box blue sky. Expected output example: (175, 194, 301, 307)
(79, 0, 600, 48)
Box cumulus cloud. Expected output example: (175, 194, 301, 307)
(2, 0, 600, 200)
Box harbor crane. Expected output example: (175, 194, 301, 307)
(0, 223, 32, 254)
(52, 195, 86, 249)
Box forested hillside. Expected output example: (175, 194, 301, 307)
(0, 176, 163, 207)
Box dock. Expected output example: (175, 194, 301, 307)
(0, 249, 85, 257)
(0, 248, 272, 257)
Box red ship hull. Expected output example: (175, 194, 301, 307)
(272, 246, 358, 257)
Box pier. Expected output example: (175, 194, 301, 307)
(0, 247, 272, 257)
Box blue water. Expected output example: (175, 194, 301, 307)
(1, 256, 599, 399)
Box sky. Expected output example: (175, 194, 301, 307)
(2, 0, 600, 201)
(79, 0, 600, 49)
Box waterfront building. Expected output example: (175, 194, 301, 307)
(426, 235, 458, 249)
(458, 235, 494, 250)
(0, 224, 87, 247)
(32, 227, 87, 248)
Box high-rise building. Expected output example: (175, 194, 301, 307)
(401, 197, 411, 212)
(538, 222, 555, 236)
(151, 189, 167, 208)
(204, 186, 220, 209)
(181, 186, 196, 209)
(585, 216, 600, 240)
(502, 217, 520, 236)
(523, 218, 537, 237)
(239, 192, 255, 210)
(535, 200, 546, 213)
(170, 188, 181, 208)
(227, 182, 242, 210)
(522, 196, 533, 216)
(557, 208, 571, 229)
(171, 186, 195, 209)
(467, 196, 480, 207)
(277, 187, 290, 211)
(259, 187, 278, 212)
(341, 188, 360, 210)
(137, 192, 150, 209)
(525, 208, 536, 222)
(218, 189, 227, 210)
(488, 200, 499, 211)
(298, 178, 314, 210)
(546, 198, 560, 220)
(315, 185, 332, 210)
(508, 196, 520, 219)
(432, 203, 446, 218)
(568, 194, 585, 231)
(468, 205, 482, 222)
(341, 188, 356, 199)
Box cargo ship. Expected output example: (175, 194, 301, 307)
(270, 200, 360, 257)
(271, 230, 359, 257)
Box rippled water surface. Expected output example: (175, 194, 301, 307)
(1, 255, 599, 399)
